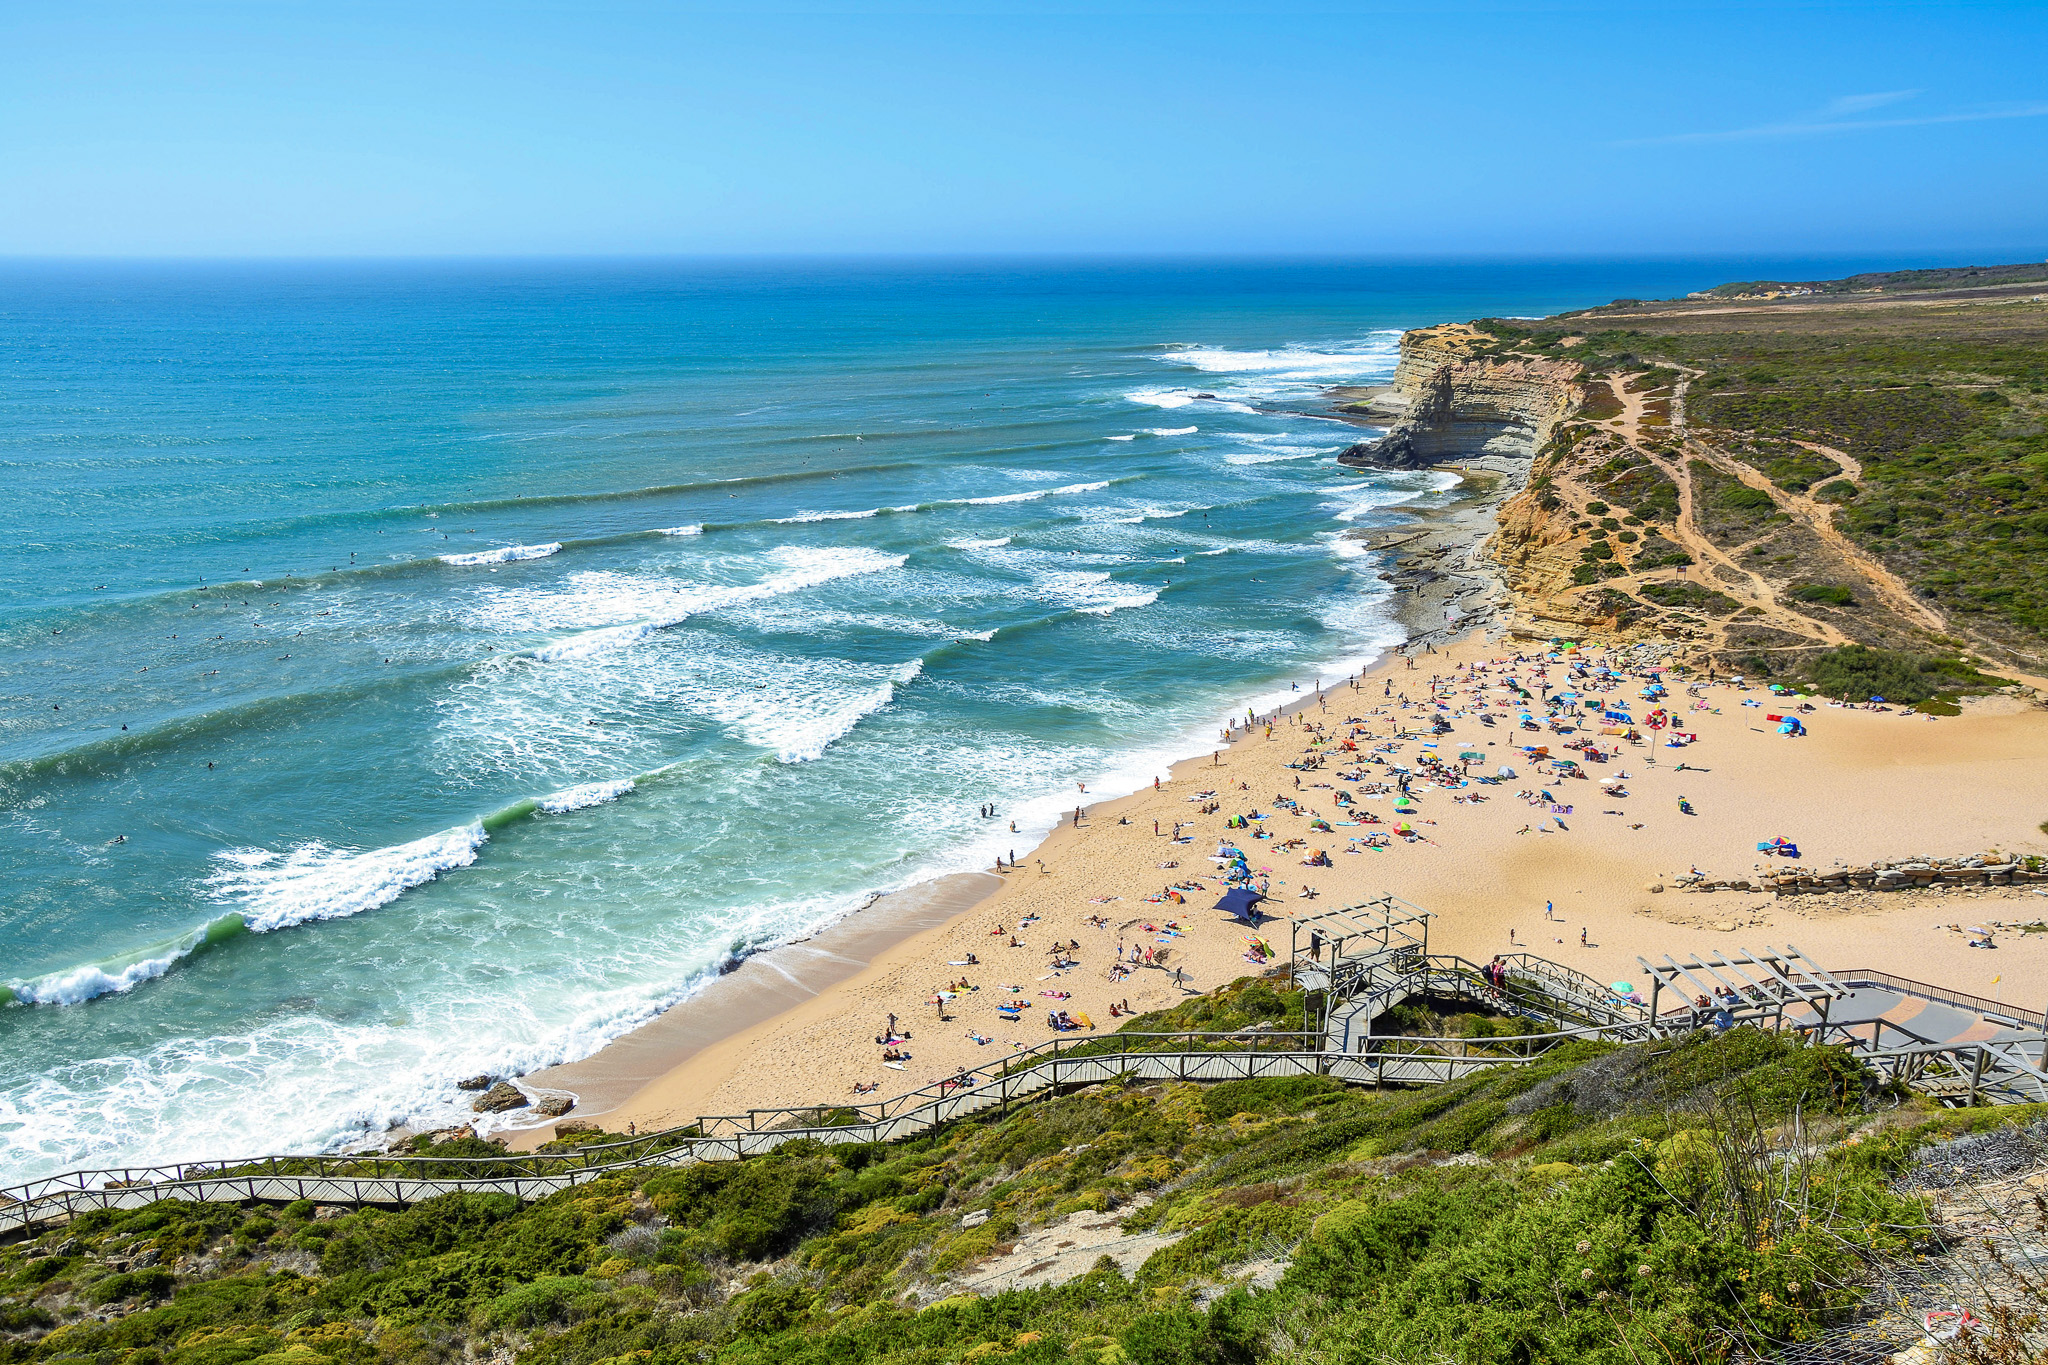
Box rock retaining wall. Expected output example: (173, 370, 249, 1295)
(1680, 858, 2048, 895)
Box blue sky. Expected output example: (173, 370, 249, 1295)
(1, 1, 2043, 257)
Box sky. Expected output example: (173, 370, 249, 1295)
(1, 0, 2044, 258)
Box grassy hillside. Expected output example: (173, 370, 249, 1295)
(1474, 273, 2048, 664)
(2, 979, 2029, 1365)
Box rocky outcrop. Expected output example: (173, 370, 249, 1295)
(472, 1081, 529, 1114)
(1340, 325, 1582, 470)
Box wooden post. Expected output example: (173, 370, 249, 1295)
(1969, 1046, 1988, 1106)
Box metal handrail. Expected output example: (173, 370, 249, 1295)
(1827, 968, 2048, 1031)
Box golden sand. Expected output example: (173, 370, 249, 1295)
(511, 633, 2048, 1144)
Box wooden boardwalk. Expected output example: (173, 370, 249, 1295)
(9, 921, 2042, 1234)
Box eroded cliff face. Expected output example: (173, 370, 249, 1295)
(1340, 325, 1583, 470)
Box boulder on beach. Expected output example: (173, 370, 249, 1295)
(472, 1082, 529, 1114)
(535, 1095, 574, 1118)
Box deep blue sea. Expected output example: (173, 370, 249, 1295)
(0, 256, 1899, 1178)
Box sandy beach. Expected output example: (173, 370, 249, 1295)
(509, 626, 2048, 1145)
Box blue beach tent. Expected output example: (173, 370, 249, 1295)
(1214, 888, 1268, 924)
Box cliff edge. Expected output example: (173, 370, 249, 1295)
(1338, 324, 1582, 470)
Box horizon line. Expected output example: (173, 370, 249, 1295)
(0, 247, 2042, 266)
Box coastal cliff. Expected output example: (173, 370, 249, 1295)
(1338, 324, 1582, 470)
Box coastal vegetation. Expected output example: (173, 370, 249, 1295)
(1795, 644, 2007, 707)
(1466, 267, 2048, 670)
(4, 978, 2038, 1365)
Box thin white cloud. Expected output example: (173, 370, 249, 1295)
(1819, 90, 1920, 117)
(1617, 99, 2048, 147)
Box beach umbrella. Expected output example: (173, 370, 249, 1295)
(1459, 751, 1484, 762)
(1610, 981, 1635, 994)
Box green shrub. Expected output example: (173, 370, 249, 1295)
(86, 1268, 176, 1304)
(1638, 581, 1742, 615)
(1801, 645, 2005, 703)
(479, 1275, 603, 1329)
(1791, 583, 1857, 606)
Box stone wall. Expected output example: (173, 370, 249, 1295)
(1678, 856, 2048, 895)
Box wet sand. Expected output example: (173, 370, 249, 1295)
(515, 872, 1001, 1122)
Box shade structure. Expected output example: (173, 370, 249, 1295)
(1213, 887, 1267, 923)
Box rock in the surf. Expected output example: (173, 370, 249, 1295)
(456, 1075, 494, 1091)
(472, 1082, 529, 1114)
(534, 1095, 574, 1118)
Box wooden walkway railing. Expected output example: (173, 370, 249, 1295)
(0, 1031, 1336, 1233)
(10, 956, 2036, 1234)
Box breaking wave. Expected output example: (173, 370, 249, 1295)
(440, 543, 563, 566)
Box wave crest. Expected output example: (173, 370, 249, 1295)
(204, 824, 488, 934)
(440, 543, 562, 566)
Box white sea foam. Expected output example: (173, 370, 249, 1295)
(946, 536, 1012, 550)
(535, 778, 637, 814)
(1076, 589, 1161, 616)
(1224, 444, 1333, 465)
(1125, 388, 1195, 408)
(772, 507, 886, 523)
(653, 524, 703, 537)
(204, 823, 488, 934)
(1106, 434, 1136, 441)
(527, 546, 906, 663)
(440, 542, 563, 566)
(730, 659, 925, 763)
(1144, 426, 1199, 437)
(5, 932, 207, 1007)
(530, 620, 665, 662)
(957, 480, 1111, 506)
(1153, 337, 1401, 378)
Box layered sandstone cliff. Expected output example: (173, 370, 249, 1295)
(1339, 325, 1583, 470)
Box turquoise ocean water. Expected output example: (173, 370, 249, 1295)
(0, 257, 1891, 1178)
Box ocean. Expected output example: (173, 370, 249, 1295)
(0, 256, 1892, 1179)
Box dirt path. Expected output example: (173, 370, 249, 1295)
(1561, 367, 1840, 652)
(1689, 441, 1945, 634)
